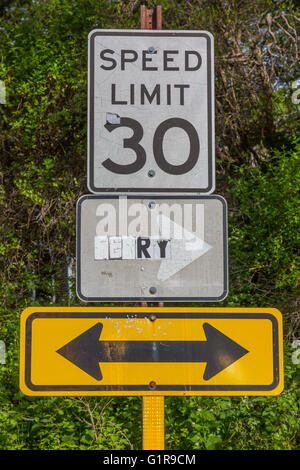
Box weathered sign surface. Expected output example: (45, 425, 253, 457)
(19, 307, 284, 396)
(76, 195, 227, 302)
(88, 30, 215, 194)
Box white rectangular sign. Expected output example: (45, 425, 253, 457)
(76, 195, 227, 302)
(88, 30, 215, 194)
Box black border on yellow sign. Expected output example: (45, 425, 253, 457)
(23, 311, 280, 393)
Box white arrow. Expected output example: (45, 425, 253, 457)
(157, 214, 212, 282)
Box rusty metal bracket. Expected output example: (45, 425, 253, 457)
(140, 5, 162, 30)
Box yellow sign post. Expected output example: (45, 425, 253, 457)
(142, 396, 165, 450)
(20, 307, 283, 397)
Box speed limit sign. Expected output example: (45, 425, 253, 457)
(88, 30, 215, 194)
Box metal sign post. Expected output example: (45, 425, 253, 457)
(140, 6, 164, 451)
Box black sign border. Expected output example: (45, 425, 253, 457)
(88, 30, 214, 194)
(23, 311, 281, 393)
(76, 194, 228, 302)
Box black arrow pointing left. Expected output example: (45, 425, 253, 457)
(56, 322, 249, 382)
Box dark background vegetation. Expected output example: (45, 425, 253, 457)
(0, 0, 299, 450)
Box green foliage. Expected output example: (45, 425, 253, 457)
(226, 136, 299, 306)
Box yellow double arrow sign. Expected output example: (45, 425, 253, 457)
(19, 307, 283, 396)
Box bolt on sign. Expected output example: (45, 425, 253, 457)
(19, 307, 284, 396)
(76, 195, 228, 302)
(88, 30, 215, 194)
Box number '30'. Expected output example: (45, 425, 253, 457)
(103, 117, 200, 175)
